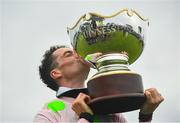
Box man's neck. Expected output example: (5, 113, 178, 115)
(62, 82, 85, 88)
(58, 78, 85, 88)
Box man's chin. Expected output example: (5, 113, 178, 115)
(80, 62, 91, 72)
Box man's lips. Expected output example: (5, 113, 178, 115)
(78, 57, 91, 67)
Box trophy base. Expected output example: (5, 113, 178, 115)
(87, 71, 146, 114)
(89, 93, 145, 115)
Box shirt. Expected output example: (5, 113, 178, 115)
(33, 87, 127, 123)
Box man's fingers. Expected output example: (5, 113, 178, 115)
(144, 90, 151, 99)
(85, 53, 103, 62)
(77, 93, 91, 102)
(94, 52, 103, 57)
(141, 88, 164, 114)
(144, 90, 155, 104)
(144, 88, 164, 105)
(145, 88, 160, 99)
(72, 102, 82, 115)
(72, 93, 93, 115)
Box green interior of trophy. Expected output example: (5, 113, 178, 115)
(76, 31, 144, 64)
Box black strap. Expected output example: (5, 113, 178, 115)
(79, 112, 94, 122)
(139, 112, 153, 122)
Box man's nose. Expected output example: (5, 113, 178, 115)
(73, 51, 80, 58)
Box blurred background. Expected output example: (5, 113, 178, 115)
(0, 0, 180, 122)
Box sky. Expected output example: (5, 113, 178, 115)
(0, 0, 180, 122)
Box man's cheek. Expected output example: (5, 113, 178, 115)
(60, 60, 74, 68)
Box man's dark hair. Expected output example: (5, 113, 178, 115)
(39, 45, 68, 91)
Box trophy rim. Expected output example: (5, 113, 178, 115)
(67, 8, 149, 31)
(89, 70, 139, 80)
(96, 53, 129, 62)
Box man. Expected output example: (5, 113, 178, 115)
(34, 45, 164, 122)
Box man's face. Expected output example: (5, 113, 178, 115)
(52, 47, 90, 79)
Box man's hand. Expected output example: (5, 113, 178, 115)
(72, 93, 93, 116)
(140, 88, 164, 114)
(84, 52, 102, 68)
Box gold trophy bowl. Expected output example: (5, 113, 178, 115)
(67, 9, 149, 114)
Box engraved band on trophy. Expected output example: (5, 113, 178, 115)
(67, 9, 149, 114)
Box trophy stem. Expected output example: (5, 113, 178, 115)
(96, 53, 130, 73)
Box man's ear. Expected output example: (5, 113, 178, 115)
(50, 69, 62, 80)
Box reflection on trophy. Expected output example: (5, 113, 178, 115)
(67, 9, 149, 114)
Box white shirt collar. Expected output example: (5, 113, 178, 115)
(56, 87, 86, 97)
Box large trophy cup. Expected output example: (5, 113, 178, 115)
(67, 9, 149, 114)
